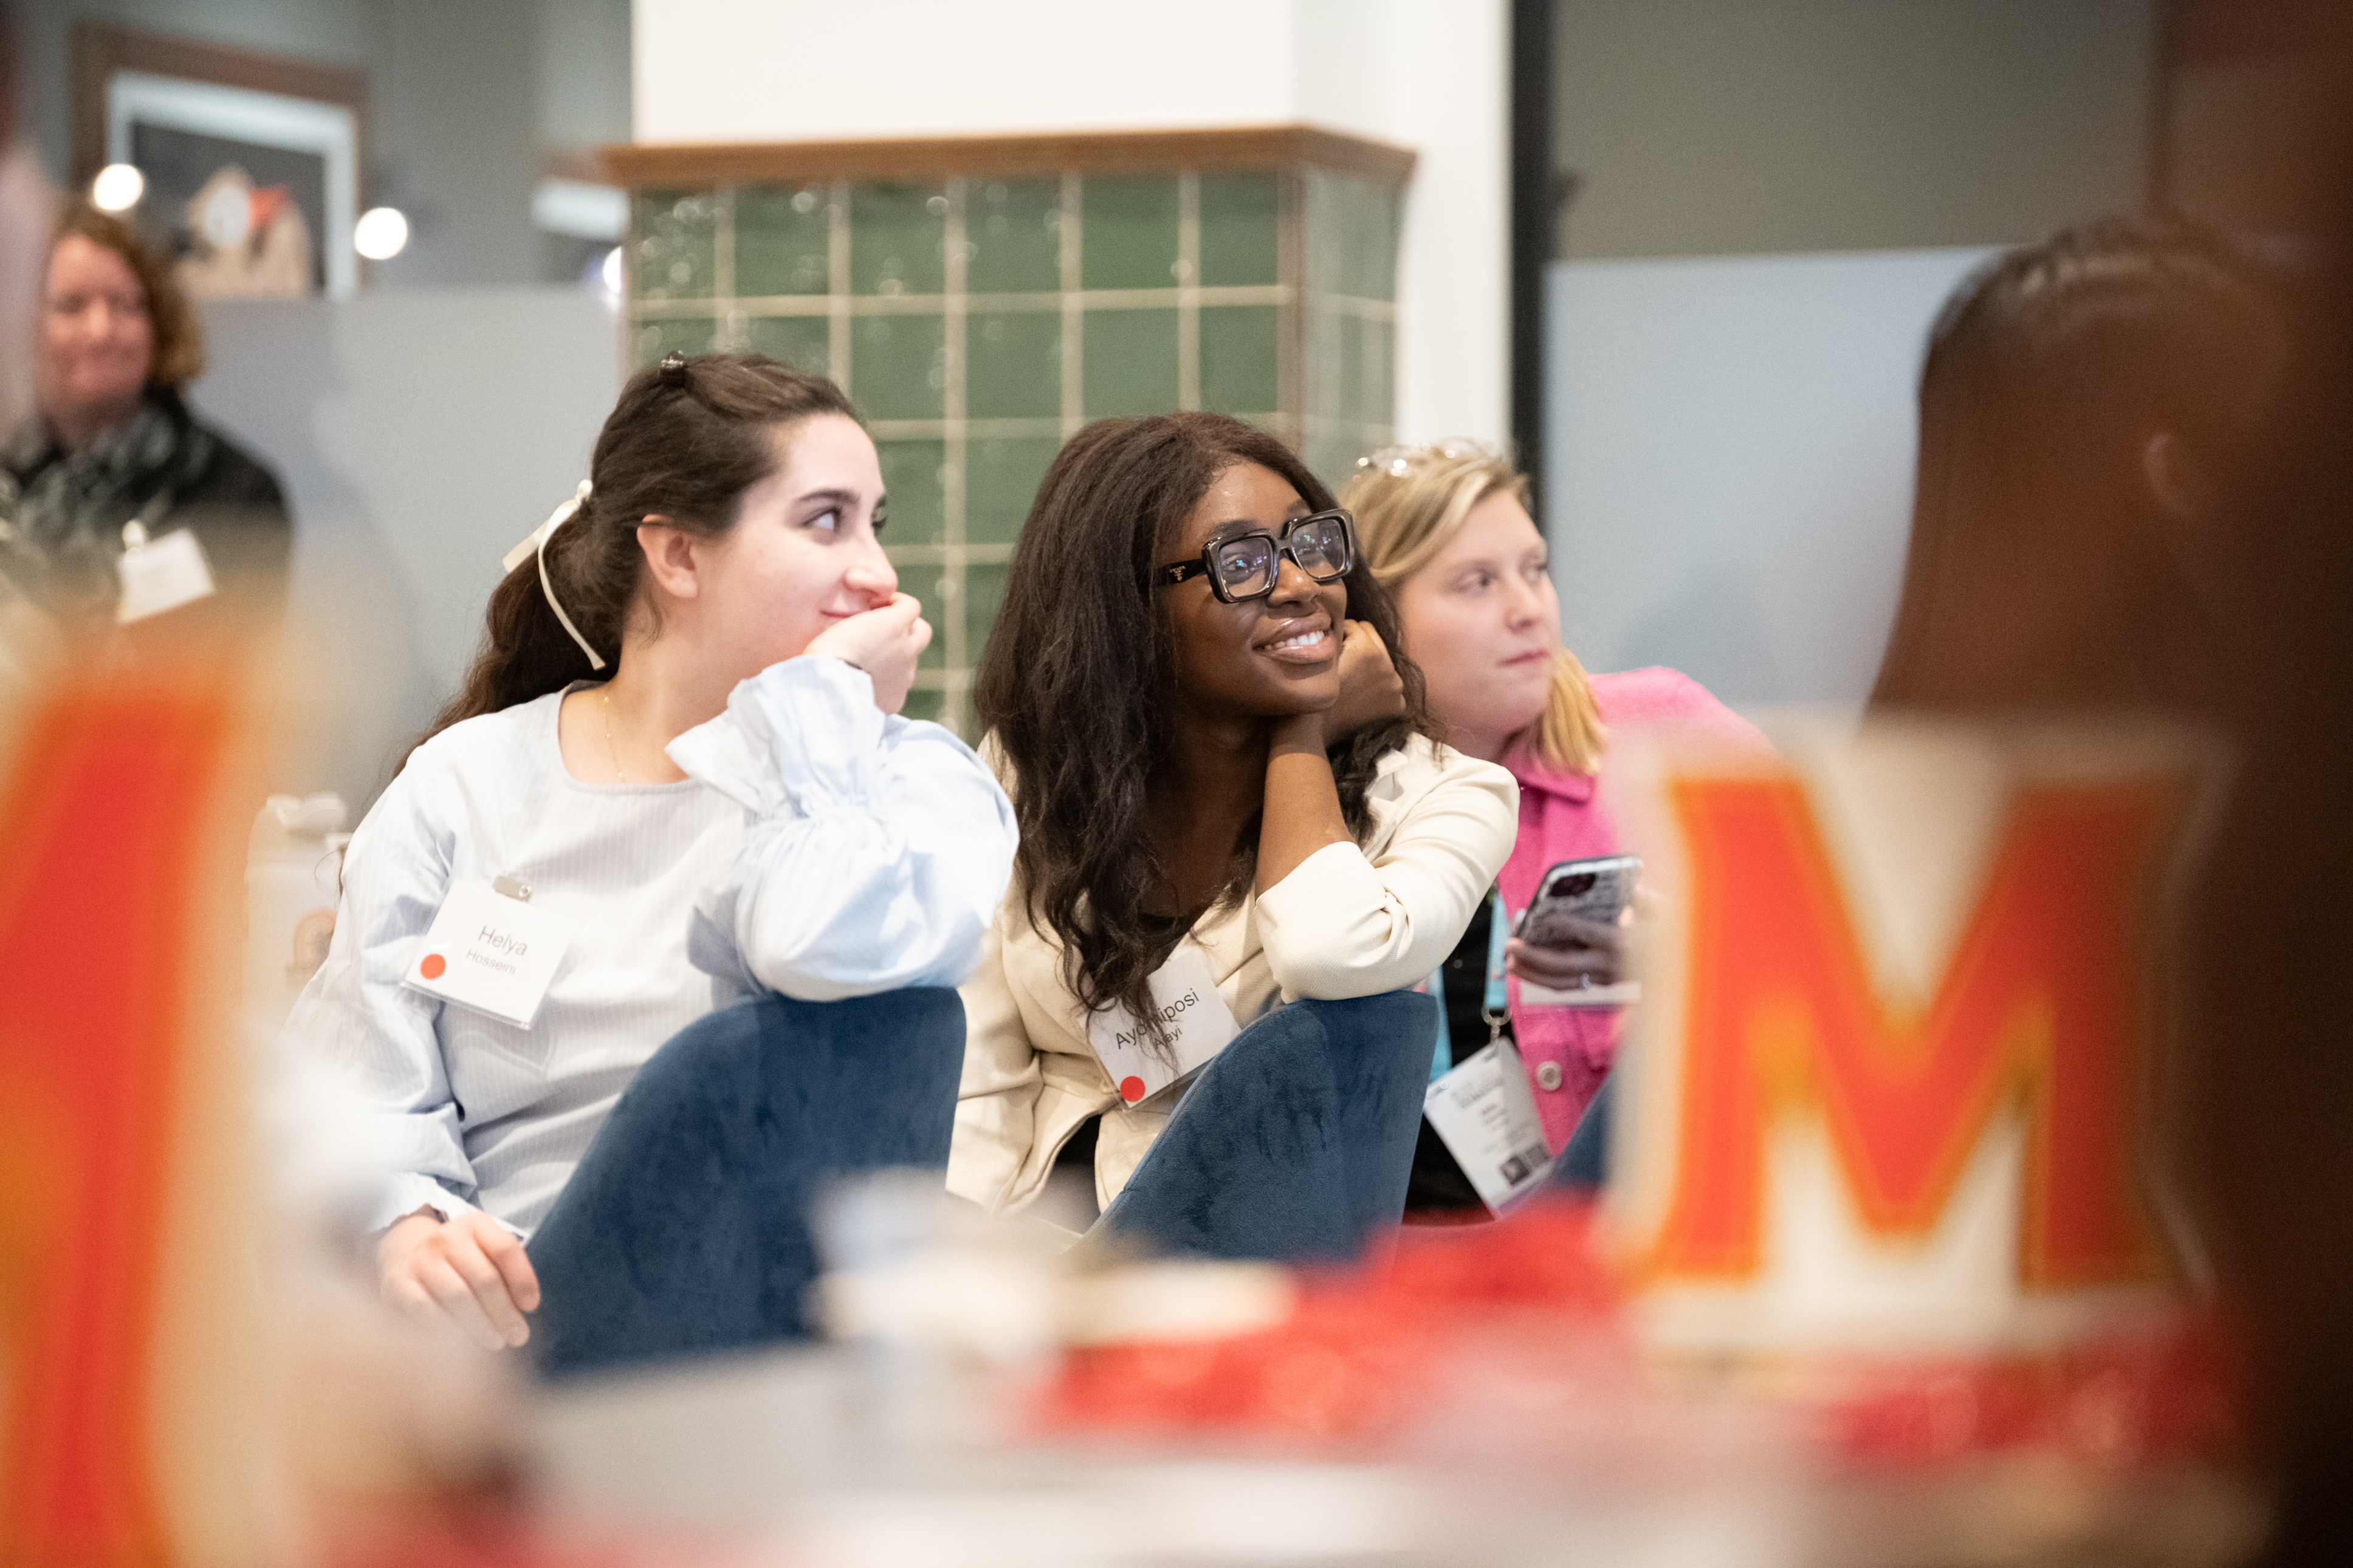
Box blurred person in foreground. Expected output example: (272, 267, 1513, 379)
(0, 203, 290, 662)
(2161, 38, 2353, 1564)
(1859, 210, 2353, 1558)
(1870, 216, 2284, 713)
(1341, 443, 1762, 1219)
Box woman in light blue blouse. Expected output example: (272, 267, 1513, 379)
(284, 352, 1015, 1352)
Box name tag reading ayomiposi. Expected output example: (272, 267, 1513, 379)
(401, 880, 574, 1028)
(1424, 1038, 1555, 1214)
(1087, 943, 1240, 1108)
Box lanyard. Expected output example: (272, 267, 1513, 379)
(1426, 886, 1510, 1081)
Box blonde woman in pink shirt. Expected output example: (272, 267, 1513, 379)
(1341, 443, 1765, 1218)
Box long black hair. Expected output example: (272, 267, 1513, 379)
(1871, 217, 2283, 713)
(421, 352, 855, 744)
(974, 412, 1431, 1033)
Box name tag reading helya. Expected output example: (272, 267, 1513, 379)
(1087, 943, 1240, 1108)
(402, 878, 574, 1028)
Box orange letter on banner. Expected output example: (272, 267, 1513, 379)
(0, 682, 232, 1564)
(1647, 773, 2180, 1290)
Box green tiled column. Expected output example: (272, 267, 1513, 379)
(623, 156, 1400, 738)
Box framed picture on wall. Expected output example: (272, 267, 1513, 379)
(73, 23, 368, 300)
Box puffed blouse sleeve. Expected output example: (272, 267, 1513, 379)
(1251, 739, 1519, 1001)
(666, 655, 1018, 1002)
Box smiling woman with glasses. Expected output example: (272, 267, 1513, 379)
(950, 412, 1519, 1227)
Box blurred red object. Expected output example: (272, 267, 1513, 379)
(1037, 1196, 2243, 1476)
(1034, 1197, 1624, 1443)
(1818, 1310, 2245, 1470)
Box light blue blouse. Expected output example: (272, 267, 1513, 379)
(282, 656, 1015, 1237)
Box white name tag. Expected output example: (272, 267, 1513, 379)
(400, 880, 574, 1028)
(1087, 943, 1240, 1108)
(1424, 1038, 1554, 1213)
(115, 527, 216, 623)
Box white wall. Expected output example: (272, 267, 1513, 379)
(1298, 1, 1508, 449)
(631, 0, 1508, 444)
(190, 288, 623, 810)
(1546, 248, 1991, 709)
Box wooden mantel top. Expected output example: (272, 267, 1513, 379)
(601, 123, 1415, 188)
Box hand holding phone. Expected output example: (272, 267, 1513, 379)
(1508, 854, 1640, 991)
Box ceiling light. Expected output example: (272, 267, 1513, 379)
(91, 164, 144, 212)
(354, 206, 410, 261)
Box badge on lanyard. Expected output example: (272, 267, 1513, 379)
(1086, 942, 1240, 1108)
(402, 875, 575, 1028)
(1424, 1038, 1555, 1213)
(115, 519, 216, 623)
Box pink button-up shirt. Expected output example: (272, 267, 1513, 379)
(1498, 667, 1768, 1150)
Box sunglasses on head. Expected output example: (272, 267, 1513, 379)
(1153, 508, 1356, 604)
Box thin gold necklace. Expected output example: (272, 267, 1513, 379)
(599, 688, 626, 783)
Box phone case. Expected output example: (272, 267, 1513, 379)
(1518, 854, 1642, 936)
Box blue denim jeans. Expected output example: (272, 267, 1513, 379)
(526, 987, 964, 1377)
(1087, 990, 1439, 1266)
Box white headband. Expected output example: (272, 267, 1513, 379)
(501, 480, 606, 673)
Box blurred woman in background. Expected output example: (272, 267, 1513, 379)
(1343, 443, 1761, 1217)
(0, 204, 289, 647)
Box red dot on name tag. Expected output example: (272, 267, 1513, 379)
(1119, 1075, 1146, 1103)
(420, 953, 446, 980)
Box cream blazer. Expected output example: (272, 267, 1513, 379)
(949, 735, 1519, 1217)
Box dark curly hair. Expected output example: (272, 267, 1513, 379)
(975, 412, 1431, 1039)
(422, 351, 856, 743)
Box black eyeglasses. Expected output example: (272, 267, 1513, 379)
(1153, 509, 1356, 604)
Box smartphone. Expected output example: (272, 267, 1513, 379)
(1516, 854, 1641, 946)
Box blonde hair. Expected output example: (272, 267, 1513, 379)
(1339, 440, 1604, 775)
